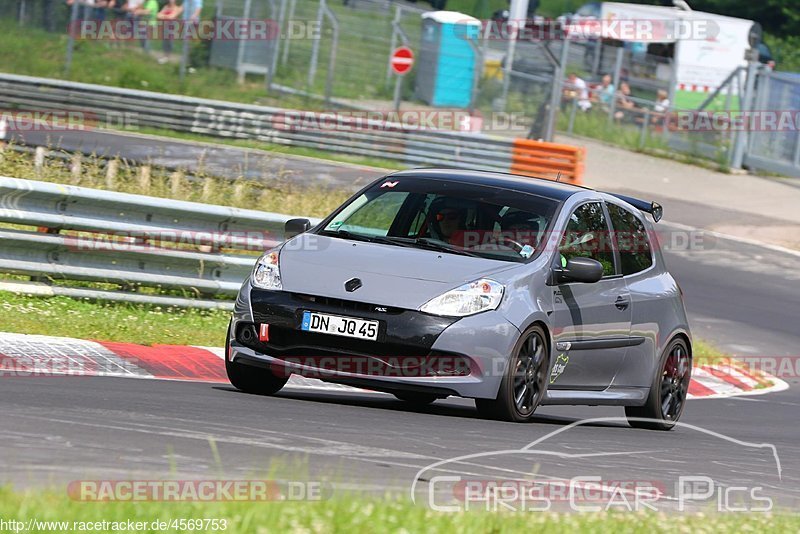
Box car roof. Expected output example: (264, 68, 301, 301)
(388, 168, 588, 201)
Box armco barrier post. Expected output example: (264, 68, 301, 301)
(0, 117, 7, 150)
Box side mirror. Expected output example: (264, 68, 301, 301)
(284, 218, 311, 239)
(552, 257, 604, 284)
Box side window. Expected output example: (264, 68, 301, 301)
(560, 202, 616, 276)
(608, 203, 653, 275)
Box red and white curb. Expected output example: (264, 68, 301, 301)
(0, 332, 788, 399)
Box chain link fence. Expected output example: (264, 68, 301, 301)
(3, 1, 800, 176)
(745, 71, 800, 176)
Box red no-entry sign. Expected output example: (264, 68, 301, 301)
(390, 46, 415, 75)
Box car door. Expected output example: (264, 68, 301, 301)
(549, 201, 632, 390)
(606, 201, 659, 387)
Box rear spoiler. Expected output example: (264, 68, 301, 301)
(608, 193, 663, 223)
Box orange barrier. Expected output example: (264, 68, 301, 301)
(510, 139, 585, 185)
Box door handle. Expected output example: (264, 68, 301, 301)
(615, 296, 630, 311)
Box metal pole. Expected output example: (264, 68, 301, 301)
(18, 0, 26, 26)
(393, 74, 403, 112)
(697, 67, 742, 111)
(730, 54, 758, 170)
(386, 6, 401, 84)
(607, 46, 624, 124)
(639, 108, 650, 149)
(281, 0, 296, 66)
(500, 0, 529, 111)
(389, 13, 410, 110)
(544, 38, 569, 142)
(567, 97, 577, 134)
(180, 0, 198, 83)
(268, 0, 288, 90)
(320, 0, 339, 106)
(234, 0, 252, 83)
(466, 32, 482, 115)
(64, 0, 80, 76)
(793, 126, 800, 168)
(667, 53, 678, 113)
(591, 39, 602, 77)
(307, 0, 325, 90)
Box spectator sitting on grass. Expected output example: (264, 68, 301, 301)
(595, 74, 615, 107)
(564, 73, 592, 112)
(654, 89, 670, 113)
(613, 81, 636, 121)
(651, 89, 671, 125)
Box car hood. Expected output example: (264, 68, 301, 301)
(279, 234, 517, 309)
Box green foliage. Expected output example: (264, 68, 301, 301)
(764, 34, 800, 72)
(0, 292, 230, 345)
(0, 485, 798, 533)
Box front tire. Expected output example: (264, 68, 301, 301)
(476, 325, 549, 422)
(626, 338, 691, 431)
(225, 322, 288, 396)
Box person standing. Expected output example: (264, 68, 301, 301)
(157, 0, 184, 60)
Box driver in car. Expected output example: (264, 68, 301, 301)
(427, 198, 470, 246)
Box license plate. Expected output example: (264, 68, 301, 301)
(301, 311, 379, 341)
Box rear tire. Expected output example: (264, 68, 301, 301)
(476, 325, 549, 423)
(225, 322, 288, 396)
(393, 392, 439, 406)
(626, 338, 691, 431)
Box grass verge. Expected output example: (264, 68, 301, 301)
(0, 145, 352, 217)
(0, 291, 229, 346)
(0, 485, 796, 533)
(0, 290, 733, 365)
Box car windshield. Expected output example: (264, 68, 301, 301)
(320, 178, 561, 263)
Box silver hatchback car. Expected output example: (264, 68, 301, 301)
(226, 169, 692, 430)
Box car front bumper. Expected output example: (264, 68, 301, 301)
(227, 280, 520, 399)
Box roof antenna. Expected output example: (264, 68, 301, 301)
(556, 171, 562, 182)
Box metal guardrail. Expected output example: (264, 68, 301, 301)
(0, 73, 513, 173)
(0, 176, 321, 309)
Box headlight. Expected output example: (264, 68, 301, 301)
(420, 279, 504, 317)
(251, 250, 282, 290)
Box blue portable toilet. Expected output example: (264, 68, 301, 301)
(415, 11, 481, 108)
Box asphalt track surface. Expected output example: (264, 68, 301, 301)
(2, 131, 800, 511)
(8, 129, 384, 190)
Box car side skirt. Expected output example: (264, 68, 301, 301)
(542, 387, 649, 406)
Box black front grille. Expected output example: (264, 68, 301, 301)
(235, 322, 472, 377)
(248, 288, 459, 358)
(291, 293, 403, 315)
(239, 323, 428, 358)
